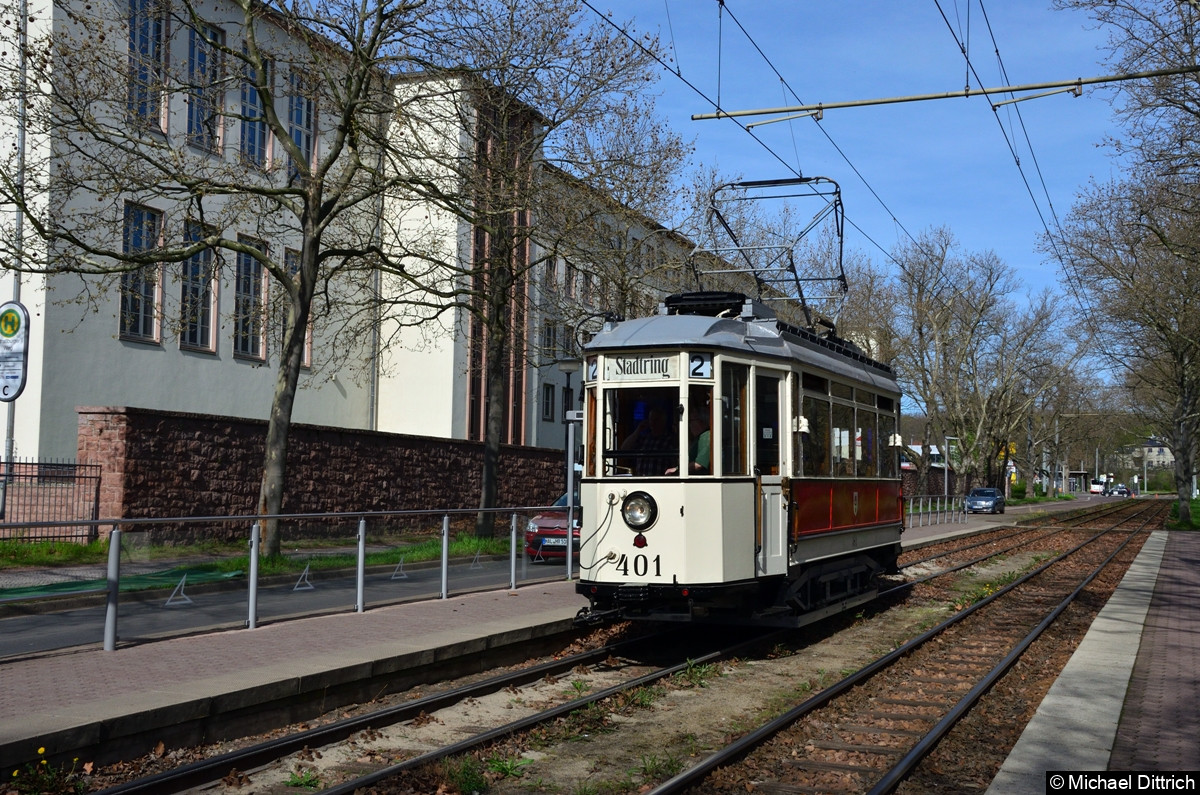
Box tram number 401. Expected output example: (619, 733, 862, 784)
(615, 553, 661, 578)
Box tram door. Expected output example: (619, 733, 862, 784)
(756, 373, 787, 576)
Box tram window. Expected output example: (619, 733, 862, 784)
(802, 372, 828, 393)
(831, 382, 853, 401)
(721, 363, 750, 475)
(858, 411, 878, 477)
(755, 375, 782, 475)
(857, 390, 876, 407)
(604, 387, 680, 476)
(878, 396, 895, 413)
(832, 402, 856, 477)
(879, 413, 897, 478)
(801, 395, 830, 477)
(585, 388, 597, 478)
(673, 385, 713, 476)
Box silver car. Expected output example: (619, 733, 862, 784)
(965, 487, 1006, 514)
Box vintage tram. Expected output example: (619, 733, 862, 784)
(574, 291, 903, 627)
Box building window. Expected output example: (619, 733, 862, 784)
(127, 0, 167, 131)
(541, 384, 555, 422)
(240, 52, 271, 167)
(187, 22, 225, 151)
(275, 248, 312, 367)
(287, 70, 315, 179)
(120, 203, 162, 341)
(540, 320, 557, 362)
(234, 237, 267, 359)
(564, 261, 576, 299)
(180, 222, 215, 351)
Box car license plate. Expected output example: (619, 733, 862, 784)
(541, 537, 566, 546)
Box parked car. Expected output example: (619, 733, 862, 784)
(964, 487, 1006, 514)
(524, 492, 582, 561)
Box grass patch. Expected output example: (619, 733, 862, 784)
(0, 534, 509, 574)
(0, 539, 111, 568)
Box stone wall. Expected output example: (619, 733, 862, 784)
(76, 406, 566, 542)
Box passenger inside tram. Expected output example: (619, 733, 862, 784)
(619, 402, 677, 475)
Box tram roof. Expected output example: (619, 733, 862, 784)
(585, 294, 899, 396)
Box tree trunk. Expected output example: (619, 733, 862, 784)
(256, 263, 314, 556)
(475, 258, 513, 539)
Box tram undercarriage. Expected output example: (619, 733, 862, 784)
(575, 542, 900, 629)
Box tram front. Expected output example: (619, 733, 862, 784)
(574, 310, 786, 623)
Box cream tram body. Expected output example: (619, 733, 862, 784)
(575, 293, 903, 627)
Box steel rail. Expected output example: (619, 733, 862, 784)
(319, 629, 786, 795)
(644, 500, 1167, 794)
(95, 633, 666, 795)
(868, 506, 1164, 793)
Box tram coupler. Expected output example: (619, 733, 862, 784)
(574, 605, 621, 627)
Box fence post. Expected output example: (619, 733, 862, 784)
(440, 514, 449, 600)
(248, 522, 259, 629)
(355, 517, 367, 613)
(103, 526, 121, 651)
(509, 513, 518, 591)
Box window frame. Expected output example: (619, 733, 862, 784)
(240, 50, 273, 167)
(119, 203, 163, 343)
(233, 236, 268, 360)
(179, 221, 217, 352)
(277, 248, 312, 367)
(287, 69, 316, 179)
(127, 0, 168, 133)
(186, 21, 226, 153)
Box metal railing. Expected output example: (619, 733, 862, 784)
(0, 459, 102, 541)
(904, 494, 966, 528)
(0, 505, 576, 654)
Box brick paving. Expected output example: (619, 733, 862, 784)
(1108, 531, 1200, 770)
(0, 580, 580, 770)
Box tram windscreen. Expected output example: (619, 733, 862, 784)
(603, 387, 680, 476)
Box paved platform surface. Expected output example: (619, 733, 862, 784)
(988, 529, 1198, 793)
(0, 580, 581, 772)
(1, 518, 1192, 789)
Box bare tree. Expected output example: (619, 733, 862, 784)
(887, 228, 1073, 494)
(0, 0, 680, 547)
(387, 0, 678, 536)
(1050, 176, 1200, 520)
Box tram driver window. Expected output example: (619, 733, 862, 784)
(607, 387, 679, 476)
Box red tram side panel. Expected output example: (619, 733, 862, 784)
(790, 480, 903, 540)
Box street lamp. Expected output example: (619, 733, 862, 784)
(944, 437, 959, 496)
(555, 358, 582, 580)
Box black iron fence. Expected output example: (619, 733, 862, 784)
(0, 459, 102, 542)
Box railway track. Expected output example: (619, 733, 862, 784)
(90, 500, 1162, 794)
(644, 499, 1167, 793)
(94, 627, 775, 794)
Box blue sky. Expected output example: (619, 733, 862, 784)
(589, 1, 1122, 300)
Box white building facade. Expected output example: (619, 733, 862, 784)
(0, 0, 690, 461)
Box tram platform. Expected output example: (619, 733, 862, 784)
(0, 527, 1194, 787)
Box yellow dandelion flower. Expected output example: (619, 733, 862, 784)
(37, 747, 45, 755)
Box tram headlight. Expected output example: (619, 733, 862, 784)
(621, 491, 658, 530)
